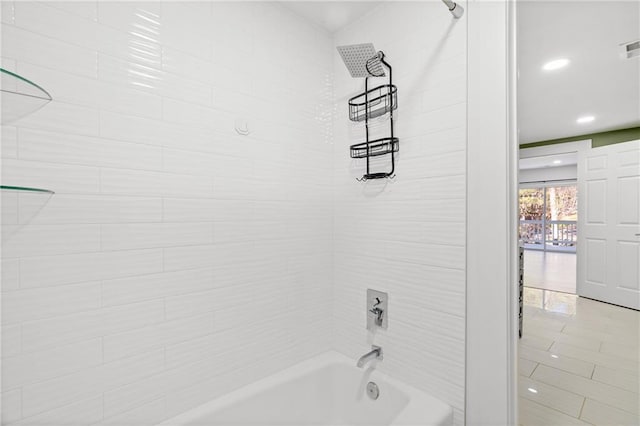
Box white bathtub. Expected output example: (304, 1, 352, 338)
(159, 351, 452, 426)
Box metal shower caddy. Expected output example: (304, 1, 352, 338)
(346, 51, 398, 181)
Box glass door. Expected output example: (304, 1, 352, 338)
(545, 185, 577, 251)
(519, 187, 545, 249)
(519, 183, 577, 252)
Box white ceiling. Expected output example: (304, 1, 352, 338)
(517, 1, 640, 144)
(280, 1, 382, 33)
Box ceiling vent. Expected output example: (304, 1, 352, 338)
(620, 39, 640, 59)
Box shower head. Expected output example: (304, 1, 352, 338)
(336, 43, 386, 78)
(442, 0, 464, 18)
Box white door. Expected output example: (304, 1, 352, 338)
(577, 140, 640, 310)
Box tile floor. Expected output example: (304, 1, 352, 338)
(518, 288, 640, 426)
(524, 250, 577, 294)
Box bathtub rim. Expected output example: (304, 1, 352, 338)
(157, 350, 453, 426)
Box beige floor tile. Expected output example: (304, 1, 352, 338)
(555, 332, 603, 352)
(520, 285, 639, 426)
(519, 358, 539, 378)
(519, 376, 585, 418)
(605, 324, 640, 340)
(550, 342, 639, 373)
(577, 296, 621, 314)
(524, 317, 568, 333)
(580, 398, 640, 426)
(609, 308, 640, 324)
(519, 398, 591, 426)
(525, 326, 601, 351)
(562, 324, 637, 346)
(592, 365, 640, 394)
(520, 334, 554, 351)
(532, 364, 639, 415)
(600, 341, 640, 361)
(564, 318, 611, 333)
(602, 308, 640, 323)
(520, 345, 595, 378)
(525, 311, 570, 326)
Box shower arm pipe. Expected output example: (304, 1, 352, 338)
(441, 0, 464, 18)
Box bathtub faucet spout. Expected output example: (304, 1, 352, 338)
(357, 345, 383, 368)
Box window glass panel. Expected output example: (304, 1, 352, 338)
(545, 184, 577, 249)
(519, 187, 544, 247)
(519, 188, 544, 220)
(545, 185, 578, 220)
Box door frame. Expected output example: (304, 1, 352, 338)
(519, 140, 590, 161)
(465, 0, 518, 424)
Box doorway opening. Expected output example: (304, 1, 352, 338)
(519, 149, 580, 295)
(519, 182, 577, 294)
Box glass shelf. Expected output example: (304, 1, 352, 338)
(1, 68, 52, 124)
(0, 185, 55, 195)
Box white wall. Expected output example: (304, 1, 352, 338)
(1, 2, 333, 424)
(331, 3, 467, 424)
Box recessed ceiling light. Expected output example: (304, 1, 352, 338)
(577, 115, 595, 124)
(527, 388, 538, 394)
(553, 160, 562, 164)
(543, 58, 570, 71)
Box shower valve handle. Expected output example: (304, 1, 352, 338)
(369, 307, 384, 326)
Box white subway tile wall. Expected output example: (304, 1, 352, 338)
(2, 1, 467, 425)
(332, 3, 467, 425)
(2, 2, 333, 424)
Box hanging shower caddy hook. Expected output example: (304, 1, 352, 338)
(337, 45, 398, 182)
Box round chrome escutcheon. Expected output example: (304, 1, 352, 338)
(366, 381, 380, 400)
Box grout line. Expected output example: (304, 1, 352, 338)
(528, 362, 540, 378)
(577, 397, 587, 419)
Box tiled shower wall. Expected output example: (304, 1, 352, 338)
(2, 1, 468, 425)
(332, 3, 467, 424)
(1, 2, 333, 424)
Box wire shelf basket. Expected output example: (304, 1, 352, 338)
(348, 84, 397, 122)
(350, 137, 399, 159)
